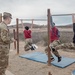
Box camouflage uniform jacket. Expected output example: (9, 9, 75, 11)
(0, 22, 13, 46)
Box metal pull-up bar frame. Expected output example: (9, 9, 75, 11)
(19, 13, 75, 21)
(16, 10, 75, 66)
(19, 19, 47, 21)
(52, 13, 75, 16)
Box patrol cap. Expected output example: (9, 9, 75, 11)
(3, 12, 12, 19)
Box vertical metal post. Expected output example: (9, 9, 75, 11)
(16, 18, 19, 54)
(13, 29, 16, 49)
(0, 13, 2, 23)
(47, 9, 51, 66)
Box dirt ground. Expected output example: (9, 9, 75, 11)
(7, 41, 75, 75)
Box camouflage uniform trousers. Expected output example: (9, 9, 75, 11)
(24, 38, 32, 51)
(55, 42, 75, 50)
(45, 40, 75, 57)
(45, 40, 61, 58)
(0, 45, 9, 75)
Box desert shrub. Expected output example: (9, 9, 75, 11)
(59, 31, 73, 43)
(43, 31, 73, 46)
(9, 30, 73, 46)
(42, 35, 48, 46)
(32, 32, 47, 43)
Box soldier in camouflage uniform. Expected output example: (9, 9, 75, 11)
(51, 23, 75, 51)
(45, 23, 61, 62)
(45, 16, 75, 62)
(0, 12, 14, 75)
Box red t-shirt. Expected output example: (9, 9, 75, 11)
(24, 30, 32, 39)
(50, 26, 59, 43)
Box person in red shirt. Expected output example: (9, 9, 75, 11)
(45, 22, 61, 62)
(50, 26, 59, 42)
(24, 26, 31, 39)
(21, 21, 35, 51)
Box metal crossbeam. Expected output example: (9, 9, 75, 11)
(19, 19, 47, 21)
(19, 13, 75, 21)
(52, 13, 75, 16)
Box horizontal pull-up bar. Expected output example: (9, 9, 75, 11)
(19, 13, 75, 21)
(52, 13, 75, 16)
(19, 19, 47, 21)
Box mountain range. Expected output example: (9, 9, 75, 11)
(8, 23, 73, 28)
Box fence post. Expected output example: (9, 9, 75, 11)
(16, 18, 19, 54)
(48, 72, 52, 75)
(47, 9, 51, 66)
(13, 29, 16, 49)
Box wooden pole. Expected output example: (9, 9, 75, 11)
(0, 13, 2, 23)
(47, 9, 51, 66)
(16, 18, 19, 54)
(13, 29, 16, 49)
(48, 72, 52, 75)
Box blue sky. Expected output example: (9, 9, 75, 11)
(0, 0, 75, 25)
